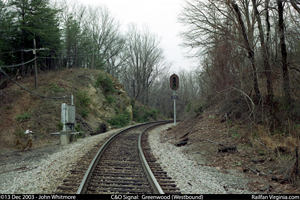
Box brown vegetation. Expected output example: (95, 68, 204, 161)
(165, 107, 300, 193)
(0, 68, 132, 153)
(177, 2, 300, 188)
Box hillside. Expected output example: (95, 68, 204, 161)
(165, 105, 300, 193)
(0, 69, 133, 153)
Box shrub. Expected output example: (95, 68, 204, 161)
(194, 105, 203, 114)
(80, 109, 90, 118)
(186, 102, 192, 112)
(15, 112, 31, 122)
(76, 91, 91, 118)
(96, 122, 108, 133)
(131, 98, 135, 110)
(95, 73, 116, 95)
(49, 83, 64, 92)
(74, 124, 85, 138)
(108, 110, 131, 128)
(106, 95, 116, 104)
(15, 129, 25, 137)
(145, 109, 159, 121)
(56, 121, 63, 130)
(133, 108, 160, 123)
(75, 124, 82, 132)
(133, 107, 139, 120)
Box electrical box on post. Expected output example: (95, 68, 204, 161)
(61, 103, 75, 124)
(170, 74, 179, 90)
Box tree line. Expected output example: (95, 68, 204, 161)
(178, 0, 300, 129)
(0, 0, 171, 110)
(3, 0, 299, 128)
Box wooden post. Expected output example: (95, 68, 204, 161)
(34, 39, 37, 88)
(295, 146, 299, 176)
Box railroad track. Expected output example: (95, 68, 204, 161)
(70, 121, 181, 194)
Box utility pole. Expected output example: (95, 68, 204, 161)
(25, 39, 49, 88)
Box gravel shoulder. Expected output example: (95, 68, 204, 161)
(148, 124, 252, 194)
(0, 123, 279, 194)
(0, 128, 121, 194)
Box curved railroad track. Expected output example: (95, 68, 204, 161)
(73, 121, 180, 194)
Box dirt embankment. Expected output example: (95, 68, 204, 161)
(164, 107, 300, 193)
(0, 69, 132, 153)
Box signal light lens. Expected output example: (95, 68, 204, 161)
(173, 77, 176, 88)
(170, 74, 179, 90)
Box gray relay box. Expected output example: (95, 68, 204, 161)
(61, 103, 75, 124)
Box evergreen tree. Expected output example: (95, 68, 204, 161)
(0, 0, 15, 67)
(9, 0, 61, 75)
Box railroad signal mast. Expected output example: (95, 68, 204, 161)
(170, 74, 179, 125)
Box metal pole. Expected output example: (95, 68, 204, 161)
(173, 90, 176, 125)
(71, 94, 73, 106)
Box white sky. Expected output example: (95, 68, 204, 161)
(75, 0, 197, 73)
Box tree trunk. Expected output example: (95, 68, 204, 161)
(231, 2, 261, 101)
(265, 0, 273, 106)
(20, 3, 26, 77)
(252, 0, 273, 105)
(277, 0, 291, 105)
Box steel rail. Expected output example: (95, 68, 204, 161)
(138, 124, 166, 194)
(76, 121, 170, 194)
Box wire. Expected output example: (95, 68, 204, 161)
(0, 58, 37, 68)
(0, 67, 70, 100)
(0, 49, 25, 54)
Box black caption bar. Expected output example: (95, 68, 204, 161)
(1, 194, 300, 200)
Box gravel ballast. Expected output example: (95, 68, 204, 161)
(0, 129, 119, 194)
(1, 124, 251, 194)
(148, 124, 251, 194)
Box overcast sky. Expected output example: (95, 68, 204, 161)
(74, 0, 196, 74)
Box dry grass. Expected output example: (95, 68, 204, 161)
(0, 69, 99, 153)
(248, 124, 300, 185)
(250, 125, 299, 153)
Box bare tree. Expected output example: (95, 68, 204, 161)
(122, 25, 167, 105)
(229, 0, 261, 100)
(290, 0, 300, 13)
(277, 0, 291, 104)
(251, 0, 273, 105)
(179, 0, 262, 102)
(85, 6, 126, 77)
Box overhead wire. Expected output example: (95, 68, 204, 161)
(0, 49, 25, 54)
(0, 66, 70, 100)
(0, 58, 37, 68)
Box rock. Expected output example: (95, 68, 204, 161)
(251, 159, 265, 164)
(175, 140, 188, 147)
(175, 138, 188, 147)
(218, 146, 236, 153)
(259, 185, 271, 191)
(271, 176, 278, 182)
